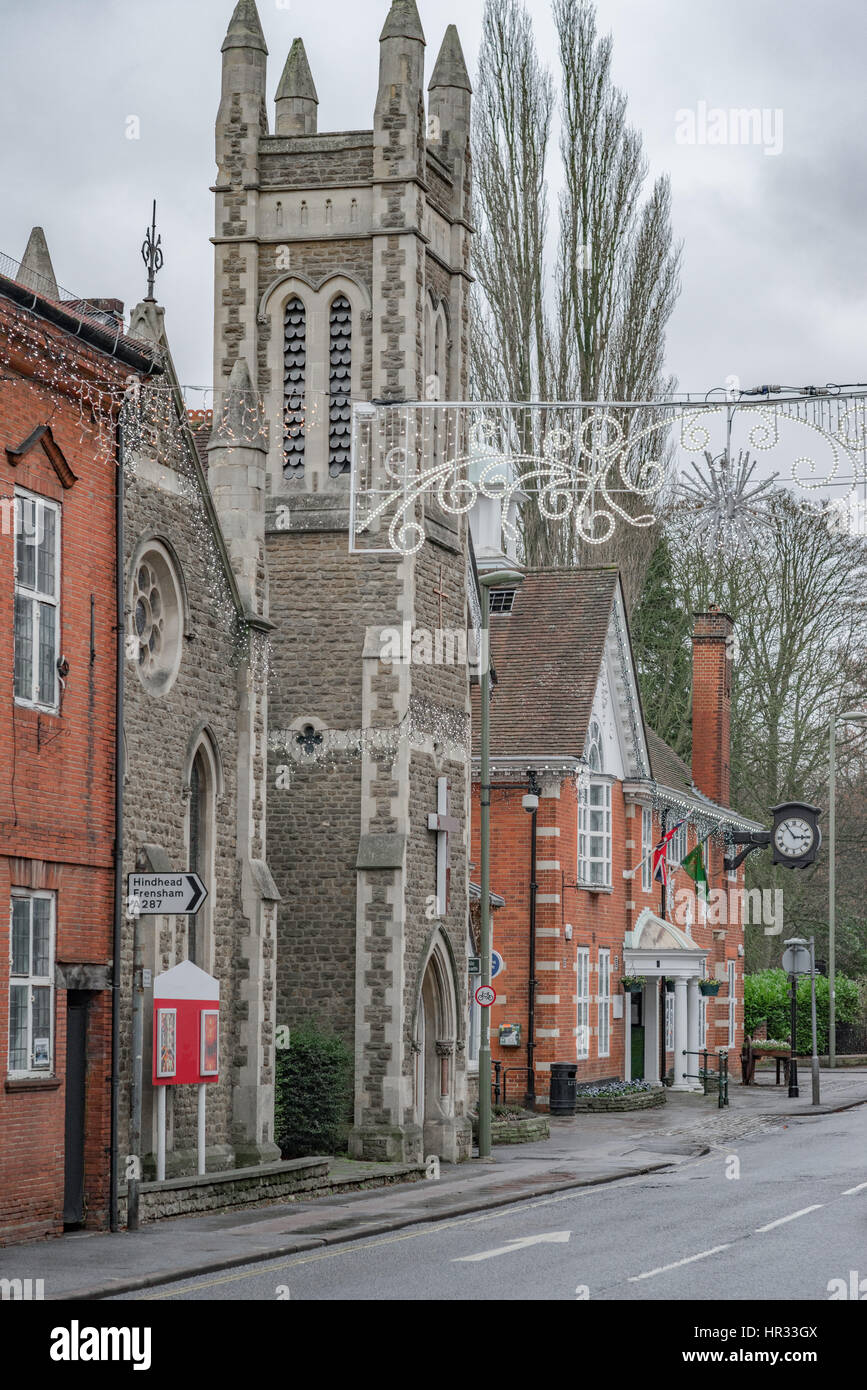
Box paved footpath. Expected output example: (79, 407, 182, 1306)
(3, 1067, 865, 1301)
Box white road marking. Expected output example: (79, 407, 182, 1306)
(754, 1204, 823, 1233)
(453, 1232, 571, 1263)
(628, 1244, 731, 1282)
(842, 1182, 867, 1195)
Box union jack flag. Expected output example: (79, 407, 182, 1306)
(652, 820, 686, 887)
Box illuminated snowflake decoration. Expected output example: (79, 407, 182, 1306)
(678, 449, 778, 554)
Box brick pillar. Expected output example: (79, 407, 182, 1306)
(691, 609, 733, 807)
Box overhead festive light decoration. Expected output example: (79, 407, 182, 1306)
(349, 397, 867, 557)
(677, 448, 778, 554)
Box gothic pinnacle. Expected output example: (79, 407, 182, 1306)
(222, 0, 268, 54)
(210, 357, 266, 449)
(277, 38, 318, 104)
(19, 227, 59, 300)
(380, 0, 425, 45)
(429, 24, 471, 92)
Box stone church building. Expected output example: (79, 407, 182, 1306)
(212, 0, 477, 1162)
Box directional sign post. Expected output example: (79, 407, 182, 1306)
(125, 871, 208, 1233)
(128, 873, 208, 916)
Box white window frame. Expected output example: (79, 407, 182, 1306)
(666, 820, 688, 872)
(597, 949, 610, 1058)
(664, 992, 674, 1052)
(13, 490, 61, 712)
(641, 807, 653, 892)
(8, 890, 55, 1076)
(575, 947, 590, 1060)
(727, 959, 737, 1047)
(578, 779, 612, 888)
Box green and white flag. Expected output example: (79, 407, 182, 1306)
(680, 843, 709, 901)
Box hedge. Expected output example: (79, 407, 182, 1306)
(274, 1022, 353, 1159)
(744, 969, 860, 1054)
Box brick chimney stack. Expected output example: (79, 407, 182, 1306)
(691, 607, 733, 807)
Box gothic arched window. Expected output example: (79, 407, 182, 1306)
(328, 295, 352, 476)
(283, 296, 307, 479)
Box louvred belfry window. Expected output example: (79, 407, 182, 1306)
(283, 297, 306, 478)
(329, 295, 352, 476)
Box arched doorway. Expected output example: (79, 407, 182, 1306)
(413, 932, 470, 1162)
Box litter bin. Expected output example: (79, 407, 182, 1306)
(549, 1061, 578, 1115)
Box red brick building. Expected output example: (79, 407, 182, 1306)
(469, 568, 764, 1108)
(0, 230, 158, 1243)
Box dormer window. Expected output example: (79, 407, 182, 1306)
(489, 589, 515, 615)
(578, 719, 612, 887)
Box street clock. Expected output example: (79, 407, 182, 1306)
(770, 802, 822, 869)
(724, 802, 822, 872)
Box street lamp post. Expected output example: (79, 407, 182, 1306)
(829, 710, 867, 1068)
(478, 569, 524, 1161)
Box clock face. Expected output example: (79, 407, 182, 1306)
(774, 817, 815, 858)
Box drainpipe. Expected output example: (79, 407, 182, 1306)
(525, 801, 538, 1110)
(109, 417, 125, 1232)
(523, 770, 540, 1111)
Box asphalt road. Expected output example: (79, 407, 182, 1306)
(117, 1106, 867, 1302)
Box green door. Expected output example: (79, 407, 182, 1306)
(631, 1025, 645, 1080)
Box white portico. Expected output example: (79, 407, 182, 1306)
(623, 908, 708, 1091)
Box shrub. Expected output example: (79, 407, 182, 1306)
(274, 1022, 353, 1159)
(744, 969, 860, 1054)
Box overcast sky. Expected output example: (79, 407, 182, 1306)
(1, 0, 865, 430)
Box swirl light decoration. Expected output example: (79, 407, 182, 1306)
(349, 396, 867, 557)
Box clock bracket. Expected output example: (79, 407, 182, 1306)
(723, 831, 770, 873)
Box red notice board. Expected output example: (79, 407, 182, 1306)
(153, 959, 220, 1086)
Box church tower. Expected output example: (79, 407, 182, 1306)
(210, 1, 475, 1162)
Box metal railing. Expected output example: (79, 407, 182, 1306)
(682, 1048, 729, 1108)
(492, 1062, 535, 1107)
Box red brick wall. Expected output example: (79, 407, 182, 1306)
(471, 776, 745, 1107)
(0, 297, 130, 1243)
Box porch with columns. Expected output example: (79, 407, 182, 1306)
(623, 908, 708, 1091)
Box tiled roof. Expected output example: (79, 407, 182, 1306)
(472, 568, 619, 759)
(645, 727, 693, 794)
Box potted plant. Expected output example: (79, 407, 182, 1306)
(621, 975, 645, 993)
(664, 977, 676, 993)
(699, 979, 721, 996)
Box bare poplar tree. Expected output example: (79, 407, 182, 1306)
(471, 0, 682, 606)
(471, 0, 554, 405)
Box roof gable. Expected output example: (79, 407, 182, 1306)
(476, 567, 649, 771)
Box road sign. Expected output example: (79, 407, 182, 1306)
(782, 944, 812, 975)
(491, 951, 504, 979)
(468, 956, 481, 975)
(475, 985, 496, 1008)
(128, 873, 208, 916)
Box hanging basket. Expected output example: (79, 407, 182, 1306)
(699, 980, 721, 996)
(664, 979, 676, 993)
(621, 977, 645, 993)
